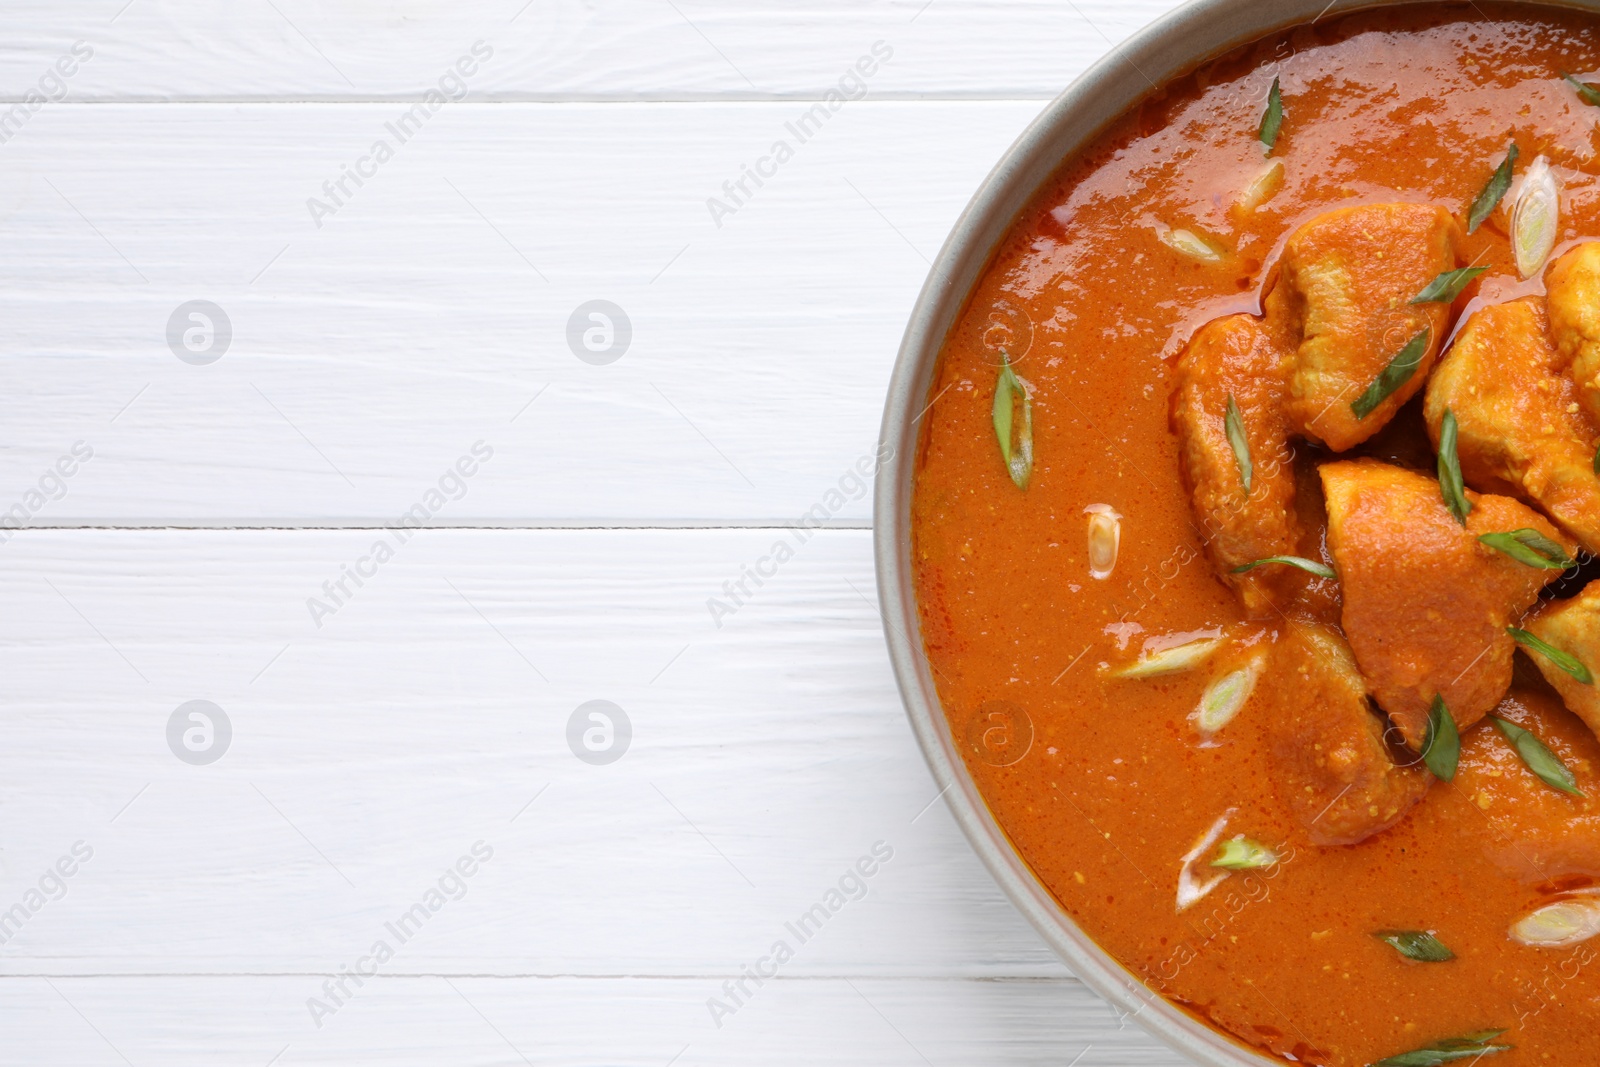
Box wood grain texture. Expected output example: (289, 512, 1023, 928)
(2, 0, 1186, 101)
(0, 2, 1214, 1062)
(0, 531, 1199, 1061)
(0, 529, 1071, 977)
(0, 100, 1039, 524)
(3, 976, 1186, 1066)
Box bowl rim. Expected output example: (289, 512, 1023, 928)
(870, 0, 1593, 1062)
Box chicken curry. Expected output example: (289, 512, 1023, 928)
(912, 4, 1600, 1064)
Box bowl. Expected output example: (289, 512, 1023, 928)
(871, 0, 1598, 1062)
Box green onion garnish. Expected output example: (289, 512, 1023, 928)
(1352, 328, 1430, 419)
(1224, 393, 1252, 494)
(1421, 695, 1459, 782)
(1258, 76, 1284, 152)
(1491, 716, 1585, 796)
(1105, 636, 1223, 680)
(1210, 836, 1278, 870)
(1412, 266, 1487, 304)
(1563, 71, 1600, 107)
(1467, 142, 1519, 234)
(1369, 1030, 1511, 1067)
(1436, 409, 1472, 526)
(1230, 556, 1335, 580)
(1373, 929, 1455, 963)
(1509, 627, 1594, 684)
(992, 350, 1033, 490)
(1477, 528, 1573, 570)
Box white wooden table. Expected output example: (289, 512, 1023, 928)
(0, 2, 1196, 1062)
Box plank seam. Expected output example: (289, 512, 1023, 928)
(0, 523, 877, 532)
(0, 973, 1079, 981)
(1, 94, 1058, 104)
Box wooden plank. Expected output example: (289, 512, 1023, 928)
(0, 528, 1075, 977)
(2, 1, 1186, 101)
(0, 7, 1224, 1063)
(2, 975, 1186, 1065)
(0, 100, 1038, 525)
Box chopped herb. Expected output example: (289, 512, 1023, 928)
(1373, 929, 1456, 963)
(1594, 440, 1600, 475)
(1511, 896, 1600, 947)
(1192, 656, 1265, 735)
(1478, 528, 1573, 570)
(1235, 159, 1285, 215)
(1105, 636, 1223, 680)
(1467, 142, 1519, 234)
(1352, 328, 1430, 419)
(1158, 226, 1226, 262)
(1224, 394, 1252, 494)
(1085, 504, 1121, 579)
(1421, 695, 1460, 782)
(1230, 555, 1336, 580)
(1412, 266, 1487, 304)
(1491, 716, 1585, 796)
(1437, 409, 1472, 526)
(1509, 626, 1594, 684)
(1210, 836, 1278, 870)
(1258, 76, 1284, 152)
(1564, 71, 1600, 107)
(1370, 1030, 1511, 1067)
(1511, 155, 1560, 279)
(992, 350, 1033, 490)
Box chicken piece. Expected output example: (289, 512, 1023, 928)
(1424, 297, 1600, 553)
(1546, 242, 1600, 425)
(1322, 459, 1571, 748)
(1170, 314, 1302, 614)
(1459, 683, 1600, 883)
(1264, 203, 1460, 452)
(1524, 583, 1600, 741)
(1263, 621, 1430, 846)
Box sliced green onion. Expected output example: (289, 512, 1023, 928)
(1258, 76, 1284, 152)
(1192, 655, 1265, 735)
(1563, 71, 1600, 107)
(1159, 227, 1225, 263)
(1491, 716, 1584, 796)
(1593, 440, 1600, 475)
(1509, 626, 1594, 684)
(1210, 836, 1278, 870)
(1231, 555, 1335, 580)
(1511, 155, 1560, 279)
(1352, 328, 1430, 419)
(1370, 1030, 1511, 1067)
(1511, 894, 1600, 947)
(1224, 393, 1252, 494)
(992, 350, 1033, 490)
(1467, 141, 1518, 235)
(1235, 159, 1285, 214)
(1421, 695, 1459, 782)
(1373, 929, 1455, 963)
(1477, 528, 1573, 570)
(1104, 636, 1223, 679)
(1412, 266, 1487, 304)
(1085, 504, 1121, 580)
(1437, 409, 1472, 526)
(1177, 813, 1233, 912)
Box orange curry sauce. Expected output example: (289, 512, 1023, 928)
(912, 4, 1600, 1064)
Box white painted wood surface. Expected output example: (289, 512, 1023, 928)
(0, 100, 1044, 525)
(0, 1, 1200, 1063)
(2, 1, 1171, 100)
